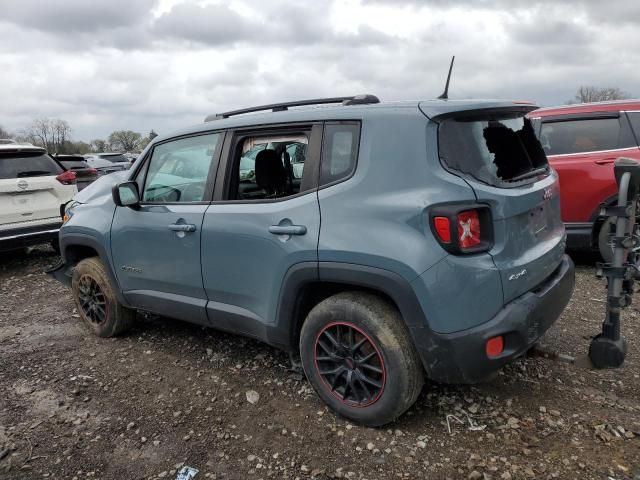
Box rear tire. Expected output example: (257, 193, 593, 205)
(598, 217, 615, 263)
(71, 257, 135, 337)
(300, 292, 424, 427)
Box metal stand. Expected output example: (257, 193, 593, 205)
(590, 158, 640, 368)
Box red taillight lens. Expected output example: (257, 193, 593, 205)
(433, 216, 451, 243)
(56, 170, 77, 185)
(486, 335, 504, 358)
(86, 168, 98, 175)
(457, 209, 481, 249)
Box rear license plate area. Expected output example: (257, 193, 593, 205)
(529, 204, 548, 236)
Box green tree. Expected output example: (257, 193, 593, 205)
(108, 130, 142, 152)
(90, 139, 108, 152)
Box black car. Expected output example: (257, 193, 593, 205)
(54, 155, 99, 191)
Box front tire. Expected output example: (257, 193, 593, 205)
(300, 292, 424, 427)
(71, 257, 135, 337)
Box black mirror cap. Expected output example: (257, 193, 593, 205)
(112, 181, 140, 208)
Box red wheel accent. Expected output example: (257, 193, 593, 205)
(313, 321, 386, 408)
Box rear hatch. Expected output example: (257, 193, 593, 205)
(0, 150, 69, 227)
(433, 106, 566, 303)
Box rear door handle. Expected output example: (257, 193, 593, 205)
(268, 225, 307, 235)
(168, 223, 196, 232)
(594, 158, 616, 165)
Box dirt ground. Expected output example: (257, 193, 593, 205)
(1, 247, 639, 480)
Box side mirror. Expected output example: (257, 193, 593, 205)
(112, 181, 140, 207)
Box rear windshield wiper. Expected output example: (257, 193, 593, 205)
(507, 166, 549, 183)
(16, 170, 54, 177)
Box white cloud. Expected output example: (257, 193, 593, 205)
(0, 0, 638, 142)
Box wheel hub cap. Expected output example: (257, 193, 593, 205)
(314, 322, 386, 407)
(77, 275, 107, 325)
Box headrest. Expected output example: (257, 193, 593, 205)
(255, 149, 286, 192)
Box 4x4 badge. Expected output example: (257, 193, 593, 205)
(543, 187, 553, 200)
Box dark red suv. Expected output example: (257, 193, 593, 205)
(529, 101, 640, 259)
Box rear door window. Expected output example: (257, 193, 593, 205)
(232, 133, 310, 200)
(0, 152, 63, 179)
(540, 117, 636, 156)
(438, 112, 548, 186)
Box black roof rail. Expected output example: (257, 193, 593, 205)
(204, 94, 380, 122)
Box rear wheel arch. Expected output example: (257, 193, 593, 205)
(275, 262, 427, 352)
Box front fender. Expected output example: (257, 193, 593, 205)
(52, 233, 130, 307)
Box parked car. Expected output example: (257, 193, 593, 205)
(53, 154, 99, 191)
(0, 139, 17, 145)
(528, 100, 640, 260)
(84, 153, 131, 175)
(49, 95, 574, 426)
(0, 144, 77, 252)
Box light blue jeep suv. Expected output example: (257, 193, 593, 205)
(50, 95, 575, 426)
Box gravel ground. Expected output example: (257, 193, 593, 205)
(1, 247, 639, 480)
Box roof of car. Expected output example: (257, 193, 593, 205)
(531, 99, 640, 118)
(152, 98, 537, 145)
(0, 143, 45, 153)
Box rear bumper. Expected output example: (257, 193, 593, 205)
(0, 223, 61, 251)
(413, 254, 575, 383)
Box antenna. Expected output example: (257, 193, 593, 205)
(437, 56, 455, 100)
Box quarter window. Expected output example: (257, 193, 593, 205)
(540, 117, 635, 156)
(320, 123, 360, 186)
(141, 133, 220, 203)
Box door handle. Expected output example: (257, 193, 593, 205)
(168, 223, 196, 232)
(594, 158, 616, 165)
(268, 225, 307, 235)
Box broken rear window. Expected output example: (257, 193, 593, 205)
(438, 111, 548, 186)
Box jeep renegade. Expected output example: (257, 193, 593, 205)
(50, 95, 575, 426)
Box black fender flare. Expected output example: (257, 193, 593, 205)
(271, 261, 428, 351)
(56, 233, 129, 306)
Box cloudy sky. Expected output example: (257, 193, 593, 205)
(1, 0, 638, 142)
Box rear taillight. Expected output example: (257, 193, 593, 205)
(56, 170, 77, 185)
(430, 204, 493, 254)
(457, 210, 481, 249)
(86, 168, 98, 175)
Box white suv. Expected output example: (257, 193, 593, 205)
(0, 144, 77, 251)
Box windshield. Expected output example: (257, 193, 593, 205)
(0, 153, 63, 179)
(438, 112, 548, 186)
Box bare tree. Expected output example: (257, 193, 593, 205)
(570, 86, 631, 104)
(52, 119, 71, 151)
(91, 139, 108, 152)
(108, 130, 142, 152)
(23, 118, 72, 152)
(0, 125, 11, 139)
